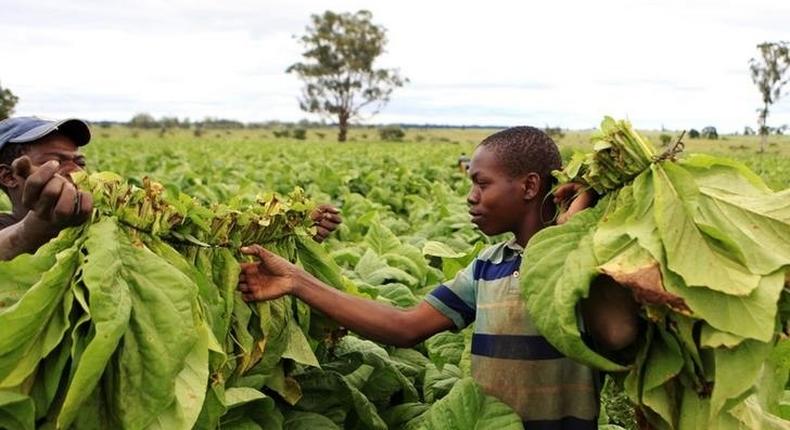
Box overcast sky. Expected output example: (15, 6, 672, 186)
(1, 0, 789, 131)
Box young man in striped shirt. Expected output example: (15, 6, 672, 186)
(239, 126, 640, 429)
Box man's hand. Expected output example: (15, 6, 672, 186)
(310, 204, 342, 243)
(13, 156, 92, 230)
(552, 183, 597, 225)
(238, 245, 304, 302)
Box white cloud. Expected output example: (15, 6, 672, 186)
(1, 0, 788, 131)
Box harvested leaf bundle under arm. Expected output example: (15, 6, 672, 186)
(522, 117, 790, 429)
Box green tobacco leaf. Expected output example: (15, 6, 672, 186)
(333, 336, 419, 403)
(725, 394, 790, 430)
(709, 339, 774, 420)
(382, 403, 430, 430)
(408, 378, 523, 430)
(283, 410, 340, 430)
(220, 387, 283, 430)
(680, 154, 772, 195)
(521, 205, 626, 371)
(296, 235, 348, 291)
(366, 221, 402, 254)
(700, 325, 746, 349)
(0, 391, 34, 430)
(641, 327, 684, 428)
(695, 186, 790, 275)
(423, 363, 461, 403)
(422, 241, 466, 259)
(425, 331, 464, 370)
(652, 162, 760, 296)
(281, 318, 320, 367)
(148, 321, 210, 430)
(58, 219, 133, 429)
(661, 267, 784, 343)
(0, 246, 77, 388)
(109, 232, 199, 429)
(293, 369, 388, 430)
(355, 249, 388, 281)
(0, 227, 81, 309)
(374, 283, 420, 308)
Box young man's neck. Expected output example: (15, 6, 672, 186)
(514, 215, 544, 247)
(514, 200, 555, 247)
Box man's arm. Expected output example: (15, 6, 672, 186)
(554, 183, 640, 351)
(238, 245, 455, 348)
(0, 157, 92, 261)
(580, 275, 641, 351)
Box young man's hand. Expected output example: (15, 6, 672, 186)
(238, 244, 304, 301)
(310, 204, 342, 243)
(13, 156, 93, 231)
(552, 183, 597, 225)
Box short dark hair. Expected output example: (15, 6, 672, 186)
(0, 142, 29, 194)
(478, 126, 561, 192)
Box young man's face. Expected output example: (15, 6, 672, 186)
(22, 133, 87, 178)
(466, 146, 529, 236)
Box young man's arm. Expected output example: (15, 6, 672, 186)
(238, 245, 455, 348)
(555, 183, 640, 351)
(580, 275, 641, 351)
(0, 158, 92, 261)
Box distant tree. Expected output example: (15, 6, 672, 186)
(688, 129, 700, 139)
(292, 128, 307, 140)
(701, 126, 718, 139)
(0, 82, 19, 120)
(743, 126, 755, 135)
(129, 113, 159, 129)
(543, 126, 565, 140)
(749, 41, 790, 152)
(378, 125, 405, 141)
(287, 10, 408, 142)
(659, 134, 672, 146)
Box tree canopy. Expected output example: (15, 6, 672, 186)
(749, 41, 790, 151)
(287, 10, 407, 142)
(0, 82, 19, 121)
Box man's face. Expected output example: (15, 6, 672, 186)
(23, 133, 86, 178)
(466, 146, 528, 236)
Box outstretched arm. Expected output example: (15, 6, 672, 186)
(238, 245, 454, 347)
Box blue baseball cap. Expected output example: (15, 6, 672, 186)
(0, 117, 91, 152)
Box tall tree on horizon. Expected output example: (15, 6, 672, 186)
(287, 10, 408, 142)
(749, 41, 790, 152)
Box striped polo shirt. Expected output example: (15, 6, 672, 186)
(424, 239, 599, 429)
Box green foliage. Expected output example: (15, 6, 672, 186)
(0, 82, 18, 121)
(2, 124, 786, 429)
(701, 126, 719, 139)
(379, 125, 406, 141)
(129, 112, 159, 128)
(286, 10, 408, 141)
(292, 128, 307, 140)
(688, 129, 700, 139)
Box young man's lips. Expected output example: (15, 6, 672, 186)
(469, 212, 483, 222)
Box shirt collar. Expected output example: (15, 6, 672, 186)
(488, 237, 524, 264)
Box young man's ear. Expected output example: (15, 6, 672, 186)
(0, 164, 18, 191)
(522, 172, 542, 201)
